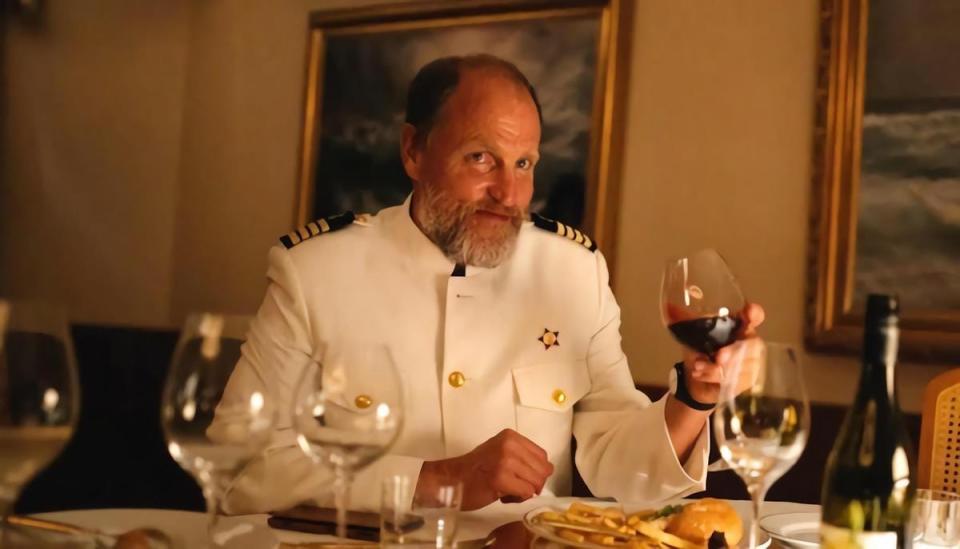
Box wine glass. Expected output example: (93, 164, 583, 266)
(713, 341, 810, 549)
(660, 249, 746, 361)
(0, 300, 80, 544)
(292, 345, 404, 539)
(162, 313, 276, 548)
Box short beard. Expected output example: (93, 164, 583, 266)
(414, 185, 525, 268)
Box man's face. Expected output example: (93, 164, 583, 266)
(403, 68, 541, 267)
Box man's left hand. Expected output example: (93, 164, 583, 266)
(681, 302, 765, 405)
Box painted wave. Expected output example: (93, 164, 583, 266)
(855, 109, 960, 310)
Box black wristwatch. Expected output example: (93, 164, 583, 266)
(667, 361, 715, 411)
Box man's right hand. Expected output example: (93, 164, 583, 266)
(416, 429, 554, 511)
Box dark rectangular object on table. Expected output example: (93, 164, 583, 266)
(268, 505, 381, 541)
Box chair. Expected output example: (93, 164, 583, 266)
(919, 368, 960, 493)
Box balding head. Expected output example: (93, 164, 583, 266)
(405, 54, 543, 147)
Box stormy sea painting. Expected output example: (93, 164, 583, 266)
(311, 12, 600, 230)
(853, 0, 960, 310)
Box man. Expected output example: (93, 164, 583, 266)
(222, 54, 762, 513)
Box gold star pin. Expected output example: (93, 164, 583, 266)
(538, 328, 560, 350)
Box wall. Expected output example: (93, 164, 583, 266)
(1, 1, 189, 327)
(168, 0, 406, 321)
(1, 0, 951, 410)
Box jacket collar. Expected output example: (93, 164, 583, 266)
(380, 194, 503, 278)
(381, 194, 458, 277)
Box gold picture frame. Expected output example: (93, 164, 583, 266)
(806, 0, 960, 362)
(295, 0, 632, 277)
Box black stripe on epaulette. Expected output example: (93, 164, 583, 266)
(278, 211, 356, 249)
(531, 212, 557, 233)
(529, 212, 597, 252)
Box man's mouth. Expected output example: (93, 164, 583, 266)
(474, 209, 513, 222)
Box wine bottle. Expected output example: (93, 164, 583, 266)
(821, 294, 915, 549)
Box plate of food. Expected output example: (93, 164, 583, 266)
(523, 499, 769, 548)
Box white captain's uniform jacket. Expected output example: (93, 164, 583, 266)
(222, 196, 709, 514)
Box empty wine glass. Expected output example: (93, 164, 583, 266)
(713, 341, 810, 549)
(0, 300, 80, 545)
(162, 313, 275, 547)
(292, 345, 404, 539)
(661, 249, 746, 361)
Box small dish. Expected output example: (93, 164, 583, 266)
(758, 512, 819, 549)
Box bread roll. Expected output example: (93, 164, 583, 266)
(664, 498, 743, 547)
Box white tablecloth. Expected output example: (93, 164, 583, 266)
(31, 497, 819, 548)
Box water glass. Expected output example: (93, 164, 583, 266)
(292, 345, 404, 539)
(162, 313, 276, 547)
(0, 300, 80, 547)
(713, 341, 810, 549)
(381, 475, 462, 548)
(912, 489, 960, 548)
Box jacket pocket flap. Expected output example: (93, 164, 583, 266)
(512, 361, 590, 412)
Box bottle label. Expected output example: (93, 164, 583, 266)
(822, 524, 899, 549)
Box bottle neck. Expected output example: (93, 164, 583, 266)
(858, 322, 899, 405)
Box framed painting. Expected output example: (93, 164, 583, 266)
(296, 0, 632, 273)
(807, 0, 960, 361)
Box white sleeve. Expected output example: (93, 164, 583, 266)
(221, 246, 424, 514)
(571, 251, 709, 503)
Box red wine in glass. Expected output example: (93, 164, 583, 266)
(661, 249, 745, 361)
(668, 314, 742, 359)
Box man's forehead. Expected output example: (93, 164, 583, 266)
(453, 68, 534, 109)
(438, 68, 541, 141)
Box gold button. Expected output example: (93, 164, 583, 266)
(448, 371, 466, 388)
(552, 389, 567, 405)
(354, 395, 372, 409)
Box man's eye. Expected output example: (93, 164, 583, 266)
(517, 158, 533, 170)
(468, 152, 490, 163)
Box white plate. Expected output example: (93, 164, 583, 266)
(523, 505, 770, 549)
(758, 512, 820, 549)
(522, 505, 623, 549)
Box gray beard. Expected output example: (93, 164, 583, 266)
(414, 186, 525, 268)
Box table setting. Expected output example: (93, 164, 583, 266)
(1, 250, 957, 548)
(13, 496, 820, 548)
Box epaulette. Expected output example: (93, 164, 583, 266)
(530, 212, 597, 252)
(279, 211, 356, 249)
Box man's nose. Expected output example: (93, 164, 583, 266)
(488, 167, 518, 208)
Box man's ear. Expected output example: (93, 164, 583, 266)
(400, 123, 422, 182)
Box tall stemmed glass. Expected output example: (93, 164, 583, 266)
(0, 300, 79, 544)
(660, 249, 746, 361)
(292, 346, 404, 539)
(713, 342, 810, 549)
(162, 313, 276, 547)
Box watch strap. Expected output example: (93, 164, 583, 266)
(671, 361, 715, 411)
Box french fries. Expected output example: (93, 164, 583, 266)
(633, 520, 699, 549)
(586, 533, 619, 546)
(557, 528, 587, 544)
(532, 501, 701, 548)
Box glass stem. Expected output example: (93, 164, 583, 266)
(333, 467, 354, 540)
(204, 480, 224, 548)
(0, 497, 12, 547)
(746, 482, 767, 549)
